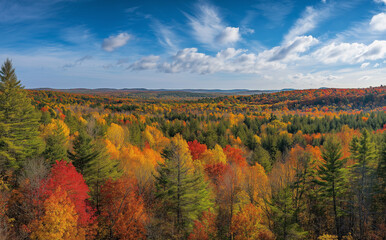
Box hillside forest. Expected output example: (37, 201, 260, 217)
(0, 59, 385, 240)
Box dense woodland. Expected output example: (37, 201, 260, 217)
(0, 59, 385, 240)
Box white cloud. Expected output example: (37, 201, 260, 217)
(128, 55, 160, 71)
(186, 3, 241, 48)
(262, 35, 319, 62)
(374, 63, 380, 67)
(215, 27, 241, 45)
(374, 0, 386, 4)
(102, 33, 131, 52)
(284, 6, 329, 43)
(313, 40, 386, 64)
(370, 13, 386, 31)
(361, 62, 370, 68)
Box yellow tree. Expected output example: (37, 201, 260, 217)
(143, 125, 170, 152)
(30, 187, 82, 240)
(106, 123, 125, 148)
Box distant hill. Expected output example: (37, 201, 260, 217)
(29, 88, 280, 99)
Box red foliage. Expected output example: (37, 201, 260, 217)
(204, 162, 228, 186)
(99, 177, 147, 239)
(188, 140, 207, 161)
(40, 160, 95, 228)
(223, 145, 247, 166)
(188, 211, 217, 240)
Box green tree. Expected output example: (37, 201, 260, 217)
(316, 137, 347, 240)
(43, 125, 68, 163)
(154, 134, 212, 238)
(0, 59, 43, 171)
(68, 129, 98, 175)
(83, 140, 121, 211)
(68, 129, 121, 211)
(350, 130, 377, 239)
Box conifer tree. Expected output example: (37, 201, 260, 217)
(155, 134, 212, 238)
(0, 59, 42, 171)
(68, 129, 99, 175)
(316, 137, 347, 240)
(349, 130, 377, 239)
(83, 140, 121, 211)
(43, 125, 68, 163)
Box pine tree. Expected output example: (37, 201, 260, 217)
(349, 130, 377, 239)
(83, 139, 121, 211)
(154, 134, 212, 238)
(0, 59, 43, 171)
(316, 137, 347, 240)
(68, 129, 99, 175)
(43, 124, 68, 163)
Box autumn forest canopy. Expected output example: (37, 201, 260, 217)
(0, 60, 385, 240)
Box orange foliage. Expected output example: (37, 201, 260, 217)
(99, 177, 147, 240)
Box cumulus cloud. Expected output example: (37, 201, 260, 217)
(313, 40, 386, 64)
(102, 33, 131, 52)
(186, 3, 241, 48)
(284, 6, 329, 43)
(370, 13, 386, 31)
(215, 27, 241, 45)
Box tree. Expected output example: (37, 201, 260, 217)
(349, 130, 377, 239)
(83, 140, 121, 212)
(316, 137, 347, 240)
(188, 140, 207, 161)
(40, 160, 95, 235)
(154, 134, 213, 237)
(99, 177, 147, 240)
(231, 204, 274, 240)
(30, 187, 81, 240)
(68, 129, 98, 174)
(0, 59, 42, 171)
(43, 124, 68, 163)
(188, 210, 217, 240)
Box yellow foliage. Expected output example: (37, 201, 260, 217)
(143, 125, 170, 152)
(318, 234, 338, 240)
(30, 187, 83, 240)
(41, 119, 70, 145)
(106, 123, 125, 148)
(201, 144, 227, 165)
(104, 139, 120, 160)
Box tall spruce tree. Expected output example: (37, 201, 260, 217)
(69, 130, 121, 210)
(154, 134, 212, 238)
(43, 124, 68, 163)
(316, 137, 347, 240)
(68, 129, 99, 175)
(349, 130, 377, 239)
(0, 59, 43, 171)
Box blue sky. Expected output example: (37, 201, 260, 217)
(0, 0, 385, 89)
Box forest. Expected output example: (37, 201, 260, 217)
(0, 59, 385, 240)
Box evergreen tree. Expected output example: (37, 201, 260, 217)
(68, 129, 98, 175)
(316, 137, 347, 240)
(349, 130, 377, 239)
(154, 134, 212, 238)
(270, 186, 307, 240)
(83, 139, 121, 211)
(43, 125, 68, 163)
(0, 59, 43, 171)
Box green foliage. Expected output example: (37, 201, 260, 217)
(0, 59, 43, 171)
(43, 125, 68, 163)
(154, 135, 213, 237)
(316, 137, 347, 238)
